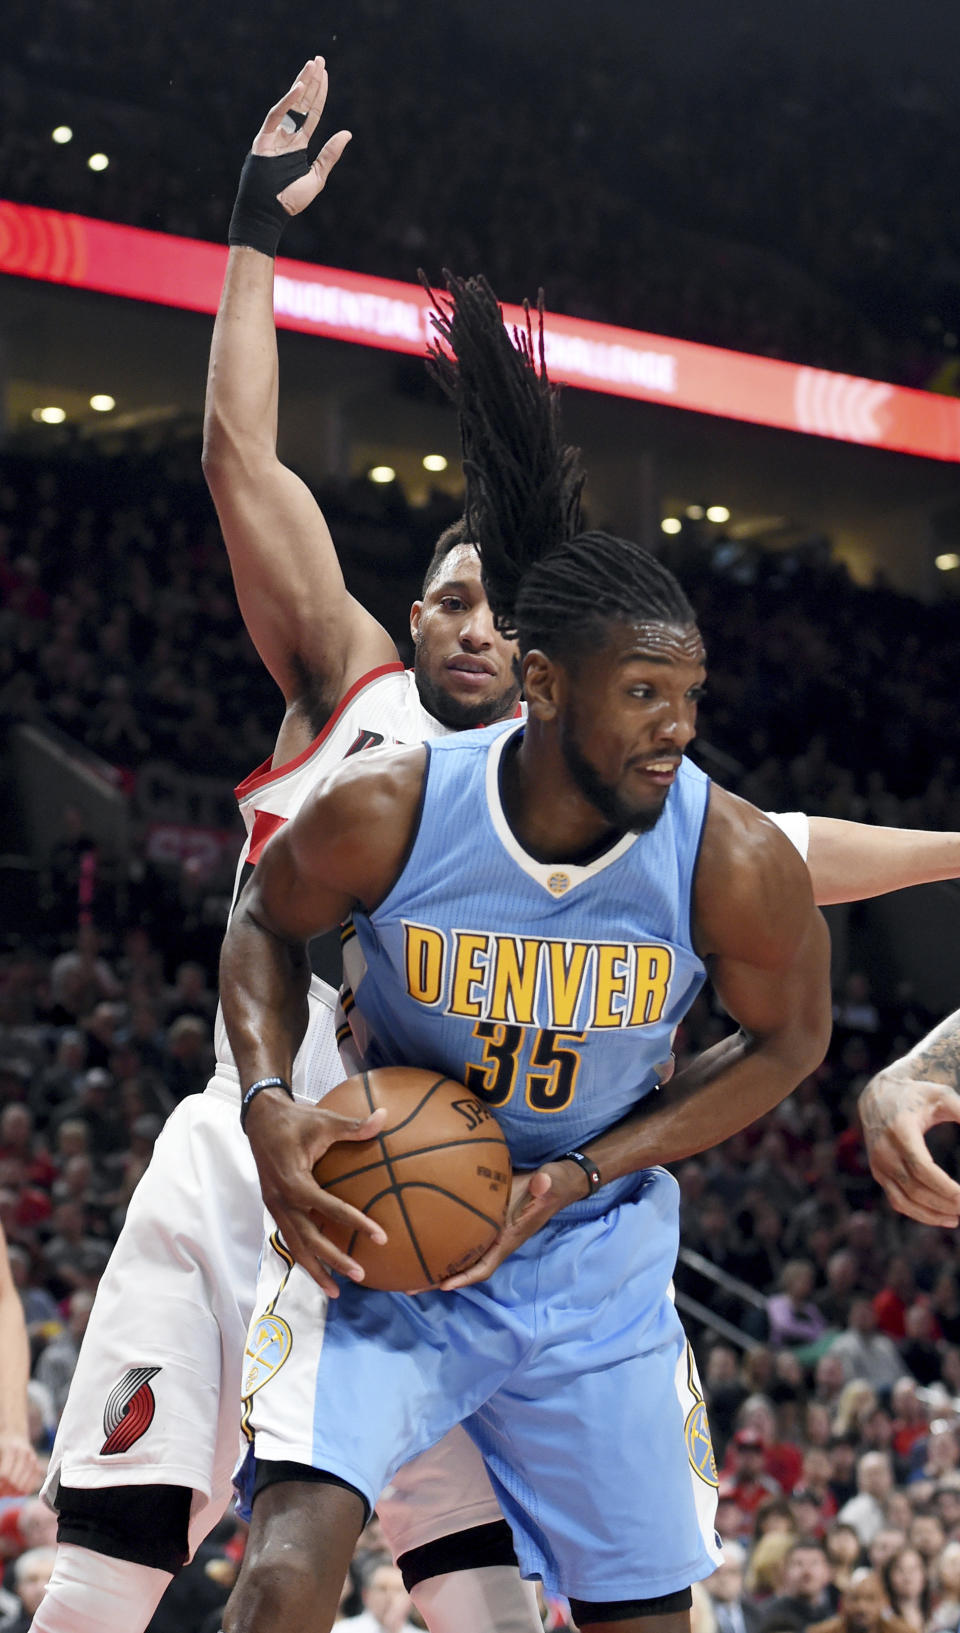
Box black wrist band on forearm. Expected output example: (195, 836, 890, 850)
(240, 1076, 294, 1133)
(228, 150, 311, 257)
(558, 1149, 601, 1195)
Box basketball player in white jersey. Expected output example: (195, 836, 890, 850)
(32, 55, 960, 1633)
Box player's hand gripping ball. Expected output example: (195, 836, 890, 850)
(314, 1067, 511, 1291)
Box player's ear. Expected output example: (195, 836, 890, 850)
(409, 601, 423, 644)
(522, 649, 562, 720)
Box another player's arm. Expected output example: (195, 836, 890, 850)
(805, 817, 960, 904)
(219, 747, 426, 1291)
(0, 1222, 41, 1496)
(858, 1009, 960, 1230)
(202, 57, 394, 725)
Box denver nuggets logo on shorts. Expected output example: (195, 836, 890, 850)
(242, 1314, 292, 1398)
(684, 1398, 718, 1487)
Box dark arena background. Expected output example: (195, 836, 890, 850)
(3, 2, 960, 1628)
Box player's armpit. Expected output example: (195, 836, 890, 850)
(579, 792, 832, 1185)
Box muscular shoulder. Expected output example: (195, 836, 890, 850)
(286, 743, 428, 908)
(694, 784, 816, 963)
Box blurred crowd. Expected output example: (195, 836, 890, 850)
(1, 440, 960, 1628)
(2, 447, 959, 837)
(3, 2, 960, 385)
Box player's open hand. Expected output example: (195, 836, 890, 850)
(0, 1434, 42, 1497)
(245, 1090, 387, 1295)
(438, 1162, 585, 1290)
(250, 55, 351, 217)
(859, 1067, 960, 1228)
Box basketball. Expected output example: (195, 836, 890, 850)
(314, 1067, 512, 1292)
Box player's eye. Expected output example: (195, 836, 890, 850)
(687, 685, 707, 702)
(439, 597, 467, 611)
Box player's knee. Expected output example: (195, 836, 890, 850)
(54, 1483, 192, 1577)
(228, 1538, 333, 1633)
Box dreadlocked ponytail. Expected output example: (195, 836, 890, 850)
(425, 271, 695, 658)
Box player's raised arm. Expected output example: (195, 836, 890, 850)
(219, 747, 426, 1289)
(805, 816, 960, 904)
(202, 56, 395, 719)
(858, 1009, 960, 1229)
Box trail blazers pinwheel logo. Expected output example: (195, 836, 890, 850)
(100, 1366, 161, 1455)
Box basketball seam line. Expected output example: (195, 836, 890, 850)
(378, 1074, 457, 1137)
(320, 1136, 509, 1188)
(363, 1070, 433, 1285)
(323, 1178, 505, 1233)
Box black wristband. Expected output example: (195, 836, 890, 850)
(228, 150, 311, 257)
(558, 1149, 601, 1196)
(240, 1076, 294, 1133)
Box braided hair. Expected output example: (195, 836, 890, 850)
(425, 272, 694, 659)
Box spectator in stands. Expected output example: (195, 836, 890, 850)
(705, 1540, 764, 1633)
(758, 1539, 839, 1632)
(929, 1539, 960, 1630)
(881, 1546, 929, 1633)
(822, 1525, 863, 1595)
(32, 1287, 93, 1416)
(2, 1544, 56, 1631)
(817, 1255, 862, 1332)
(807, 1568, 910, 1633)
(873, 1260, 917, 1341)
(838, 1452, 896, 1547)
(768, 1261, 829, 1349)
(830, 1300, 910, 1390)
(340, 1555, 420, 1631)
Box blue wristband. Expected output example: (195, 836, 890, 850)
(240, 1076, 294, 1133)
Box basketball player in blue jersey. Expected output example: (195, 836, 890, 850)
(216, 274, 835, 1633)
(34, 58, 960, 1633)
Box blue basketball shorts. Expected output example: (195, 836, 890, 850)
(238, 1166, 722, 1602)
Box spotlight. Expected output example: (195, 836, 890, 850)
(368, 465, 396, 485)
(32, 406, 66, 424)
(422, 454, 448, 473)
(706, 505, 730, 524)
(89, 394, 116, 412)
(935, 552, 960, 572)
(685, 504, 705, 520)
(87, 153, 109, 172)
(660, 517, 682, 536)
(52, 126, 73, 145)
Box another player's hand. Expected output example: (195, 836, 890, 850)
(251, 55, 351, 217)
(245, 1089, 387, 1295)
(0, 1435, 42, 1497)
(859, 1066, 960, 1228)
(438, 1162, 583, 1290)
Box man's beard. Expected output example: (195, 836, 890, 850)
(413, 647, 521, 731)
(560, 720, 667, 835)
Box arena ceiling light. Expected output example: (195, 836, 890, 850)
(685, 504, 705, 520)
(87, 153, 109, 172)
(422, 453, 448, 472)
(51, 126, 73, 145)
(89, 394, 116, 412)
(935, 552, 960, 571)
(32, 406, 66, 424)
(368, 465, 396, 484)
(705, 504, 731, 524)
(660, 517, 682, 535)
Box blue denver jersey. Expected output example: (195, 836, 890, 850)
(349, 720, 710, 1203)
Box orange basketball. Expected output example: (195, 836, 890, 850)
(313, 1067, 512, 1292)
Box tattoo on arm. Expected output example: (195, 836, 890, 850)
(905, 1009, 960, 1084)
